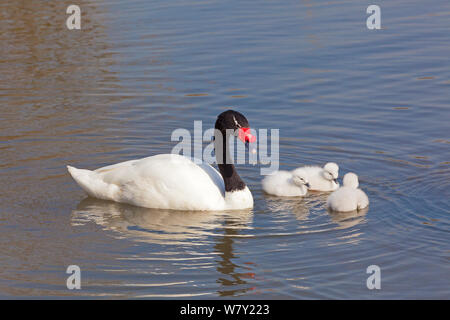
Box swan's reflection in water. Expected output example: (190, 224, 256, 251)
(70, 196, 367, 296)
(72, 198, 253, 245)
(72, 198, 256, 297)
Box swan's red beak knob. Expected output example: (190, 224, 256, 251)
(238, 127, 256, 144)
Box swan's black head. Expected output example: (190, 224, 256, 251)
(214, 110, 255, 192)
(215, 110, 256, 144)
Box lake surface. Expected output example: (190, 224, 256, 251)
(0, 0, 449, 298)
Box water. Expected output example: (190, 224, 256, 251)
(0, 0, 449, 298)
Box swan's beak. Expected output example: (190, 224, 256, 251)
(245, 141, 257, 155)
(239, 128, 256, 158)
(333, 179, 338, 184)
(238, 127, 256, 144)
(305, 182, 311, 189)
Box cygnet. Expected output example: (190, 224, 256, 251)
(327, 172, 369, 212)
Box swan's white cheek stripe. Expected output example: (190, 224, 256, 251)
(232, 115, 241, 128)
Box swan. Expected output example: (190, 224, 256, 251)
(326, 172, 369, 212)
(292, 162, 339, 191)
(261, 169, 310, 197)
(67, 110, 256, 211)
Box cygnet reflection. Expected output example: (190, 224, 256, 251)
(328, 206, 369, 229)
(264, 190, 367, 229)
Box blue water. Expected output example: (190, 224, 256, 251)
(0, 0, 449, 298)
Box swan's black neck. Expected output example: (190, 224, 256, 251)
(214, 129, 246, 193)
(218, 163, 246, 192)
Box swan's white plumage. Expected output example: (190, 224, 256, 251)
(68, 154, 253, 211)
(262, 170, 308, 197)
(292, 162, 339, 191)
(327, 172, 369, 212)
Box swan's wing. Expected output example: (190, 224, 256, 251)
(95, 154, 226, 210)
(94, 158, 141, 174)
(197, 161, 225, 196)
(68, 165, 120, 200)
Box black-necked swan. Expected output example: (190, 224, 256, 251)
(292, 162, 339, 191)
(67, 110, 256, 211)
(261, 169, 310, 197)
(327, 172, 369, 212)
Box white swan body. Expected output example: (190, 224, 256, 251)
(292, 162, 339, 191)
(68, 110, 257, 211)
(262, 170, 309, 197)
(68, 154, 253, 211)
(327, 172, 369, 212)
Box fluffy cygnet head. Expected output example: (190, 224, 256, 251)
(323, 162, 339, 182)
(292, 169, 310, 189)
(343, 172, 359, 189)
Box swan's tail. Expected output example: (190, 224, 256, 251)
(67, 165, 118, 200)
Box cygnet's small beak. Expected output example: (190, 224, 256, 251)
(305, 182, 311, 189)
(333, 178, 338, 184)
